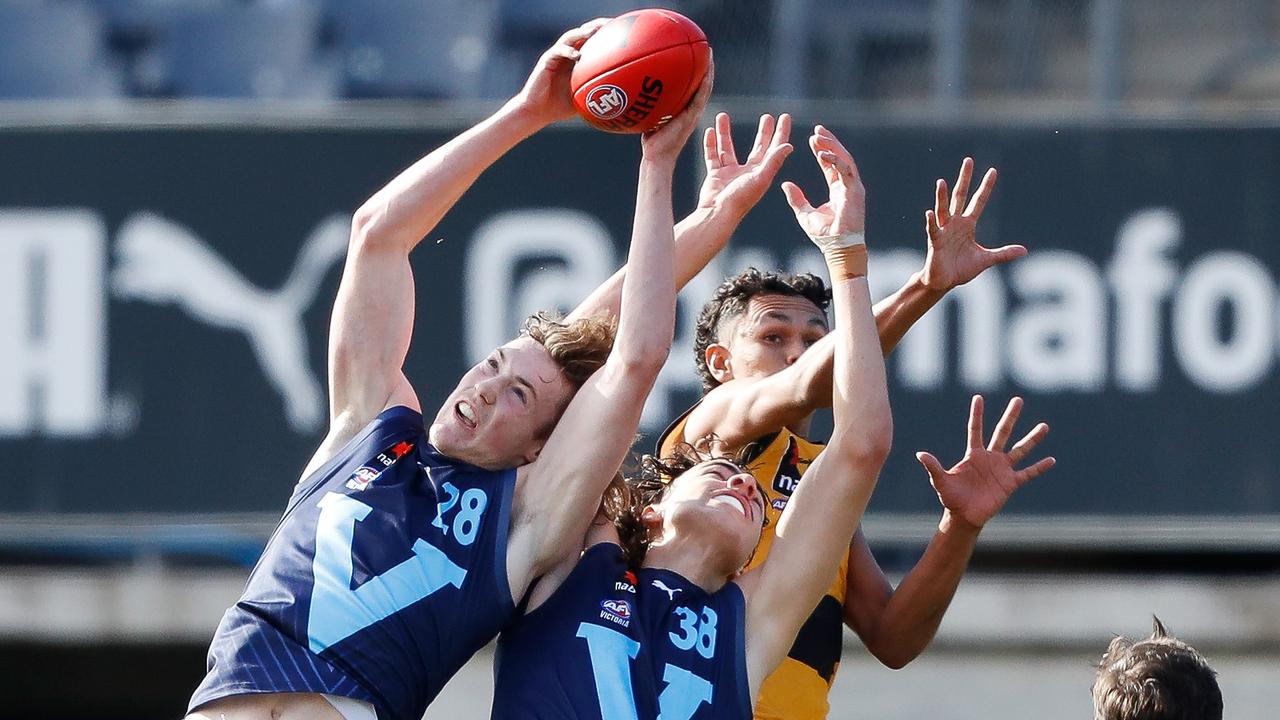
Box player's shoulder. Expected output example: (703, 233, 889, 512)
(655, 402, 698, 456)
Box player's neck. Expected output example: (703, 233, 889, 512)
(642, 533, 731, 594)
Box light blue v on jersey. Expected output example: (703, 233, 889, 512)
(190, 406, 517, 720)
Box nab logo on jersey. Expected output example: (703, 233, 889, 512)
(772, 436, 806, 496)
(345, 439, 415, 491)
(614, 570, 637, 594)
(585, 85, 628, 120)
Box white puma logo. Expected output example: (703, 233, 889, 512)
(111, 212, 350, 432)
(652, 579, 682, 601)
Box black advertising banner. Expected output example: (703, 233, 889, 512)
(1, 118, 1277, 524)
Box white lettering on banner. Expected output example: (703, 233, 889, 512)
(1109, 209, 1180, 391)
(466, 206, 1279, 434)
(2, 204, 1277, 441)
(1174, 252, 1276, 392)
(0, 210, 108, 436)
(1007, 251, 1107, 392)
(464, 209, 615, 364)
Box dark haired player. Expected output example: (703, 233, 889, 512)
(183, 22, 766, 720)
(659, 129, 1047, 720)
(492, 140, 894, 720)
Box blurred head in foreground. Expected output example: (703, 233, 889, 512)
(1092, 616, 1222, 720)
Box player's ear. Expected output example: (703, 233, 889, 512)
(522, 439, 546, 465)
(705, 343, 733, 384)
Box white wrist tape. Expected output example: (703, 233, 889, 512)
(810, 231, 866, 252)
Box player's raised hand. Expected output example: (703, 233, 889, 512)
(515, 18, 612, 126)
(641, 59, 714, 162)
(916, 395, 1056, 530)
(695, 112, 794, 218)
(781, 125, 866, 241)
(921, 158, 1026, 290)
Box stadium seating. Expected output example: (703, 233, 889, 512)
(329, 0, 500, 99)
(0, 1, 123, 99)
(87, 0, 229, 45)
(813, 0, 934, 98)
(150, 0, 334, 99)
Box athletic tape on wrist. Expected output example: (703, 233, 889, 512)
(824, 244, 868, 281)
(809, 231, 865, 252)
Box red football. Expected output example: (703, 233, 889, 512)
(570, 9, 710, 134)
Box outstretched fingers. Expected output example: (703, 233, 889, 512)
(814, 148, 844, 187)
(772, 113, 792, 154)
(916, 451, 948, 483)
(925, 208, 941, 240)
(949, 157, 974, 218)
(757, 139, 794, 179)
(715, 112, 737, 166)
(745, 113, 776, 164)
(966, 394, 985, 450)
(1014, 456, 1056, 487)
(934, 178, 950, 224)
(1008, 421, 1050, 465)
(964, 167, 998, 218)
(703, 127, 719, 170)
(781, 181, 815, 215)
(987, 396, 1024, 452)
(760, 114, 794, 172)
(810, 125, 851, 158)
(983, 244, 1029, 267)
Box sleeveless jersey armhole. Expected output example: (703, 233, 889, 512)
(285, 406, 424, 516)
(515, 542, 624, 626)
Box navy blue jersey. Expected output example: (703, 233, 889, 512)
(189, 406, 517, 720)
(493, 543, 752, 720)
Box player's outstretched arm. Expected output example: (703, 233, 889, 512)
(874, 157, 1025, 353)
(568, 112, 794, 323)
(321, 20, 608, 453)
(842, 395, 1054, 668)
(735, 141, 892, 697)
(506, 67, 714, 602)
(682, 152, 1019, 450)
(680, 124, 860, 448)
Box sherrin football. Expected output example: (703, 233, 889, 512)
(570, 9, 711, 134)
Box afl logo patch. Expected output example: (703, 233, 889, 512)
(585, 84, 628, 120)
(600, 599, 632, 627)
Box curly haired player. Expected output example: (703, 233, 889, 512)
(492, 141, 893, 719)
(659, 128, 1049, 719)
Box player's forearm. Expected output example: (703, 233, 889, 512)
(873, 271, 947, 356)
(829, 273, 892, 457)
(568, 204, 733, 322)
(862, 513, 979, 668)
(611, 157, 678, 368)
(352, 100, 548, 253)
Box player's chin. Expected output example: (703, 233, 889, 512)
(706, 512, 752, 556)
(428, 422, 469, 457)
